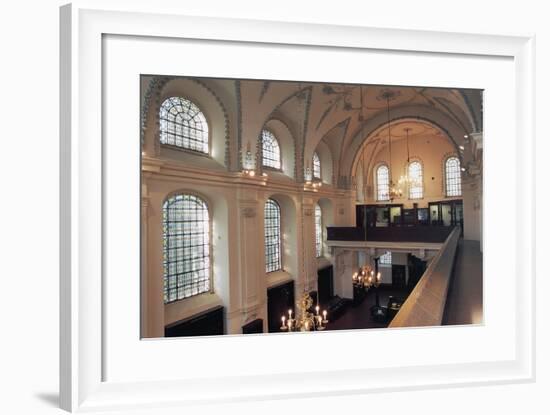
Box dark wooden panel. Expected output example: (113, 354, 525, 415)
(317, 265, 334, 307)
(164, 306, 224, 338)
(407, 254, 427, 290)
(392, 265, 407, 289)
(267, 280, 295, 333)
(242, 318, 263, 334)
(327, 225, 453, 243)
(356, 205, 367, 228)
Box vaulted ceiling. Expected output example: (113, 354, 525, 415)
(142, 76, 482, 186)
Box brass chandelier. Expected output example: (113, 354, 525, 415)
(352, 264, 381, 290)
(280, 291, 328, 332)
(397, 127, 421, 190)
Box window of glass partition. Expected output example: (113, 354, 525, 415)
(162, 194, 211, 303)
(389, 206, 402, 225)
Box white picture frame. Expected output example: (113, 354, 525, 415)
(60, 1, 535, 412)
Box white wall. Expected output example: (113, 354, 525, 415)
(142, 159, 350, 336)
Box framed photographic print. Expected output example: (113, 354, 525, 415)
(60, 1, 535, 412)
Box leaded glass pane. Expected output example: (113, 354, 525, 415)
(376, 165, 390, 201)
(313, 152, 321, 179)
(408, 161, 423, 199)
(159, 97, 209, 154)
(162, 194, 210, 303)
(379, 251, 392, 266)
(315, 204, 323, 257)
(264, 199, 282, 272)
(261, 130, 281, 169)
(445, 157, 462, 196)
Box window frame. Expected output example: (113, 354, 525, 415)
(260, 129, 282, 170)
(376, 163, 391, 202)
(379, 251, 392, 267)
(445, 156, 462, 197)
(264, 198, 283, 273)
(159, 96, 212, 156)
(315, 203, 323, 258)
(408, 160, 424, 200)
(313, 151, 322, 180)
(162, 192, 213, 304)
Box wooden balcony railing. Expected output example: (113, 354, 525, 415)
(326, 225, 454, 243)
(388, 226, 461, 328)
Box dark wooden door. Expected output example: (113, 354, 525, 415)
(391, 265, 407, 289)
(317, 265, 334, 307)
(267, 280, 295, 333)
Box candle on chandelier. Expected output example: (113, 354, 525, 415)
(323, 310, 327, 320)
(282, 316, 286, 326)
(288, 309, 292, 319)
(315, 305, 320, 315)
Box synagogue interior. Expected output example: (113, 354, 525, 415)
(140, 76, 483, 338)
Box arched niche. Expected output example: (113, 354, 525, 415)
(151, 77, 230, 169)
(264, 118, 296, 179)
(315, 197, 335, 263)
(148, 184, 232, 332)
(263, 193, 299, 281)
(313, 139, 334, 185)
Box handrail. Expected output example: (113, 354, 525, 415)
(388, 226, 461, 328)
(326, 226, 453, 243)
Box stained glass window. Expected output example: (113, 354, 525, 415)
(315, 204, 323, 257)
(313, 152, 321, 180)
(379, 251, 392, 266)
(264, 198, 282, 272)
(159, 97, 209, 153)
(376, 165, 390, 201)
(163, 194, 210, 303)
(445, 157, 462, 196)
(408, 161, 423, 199)
(261, 129, 281, 169)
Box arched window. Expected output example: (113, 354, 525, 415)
(261, 129, 281, 169)
(379, 251, 392, 266)
(445, 157, 462, 196)
(163, 194, 210, 303)
(313, 152, 321, 180)
(408, 161, 423, 199)
(264, 198, 282, 272)
(159, 97, 209, 153)
(376, 165, 390, 201)
(315, 204, 323, 257)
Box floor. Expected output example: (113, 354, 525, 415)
(326, 239, 483, 331)
(328, 286, 410, 331)
(443, 239, 483, 325)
